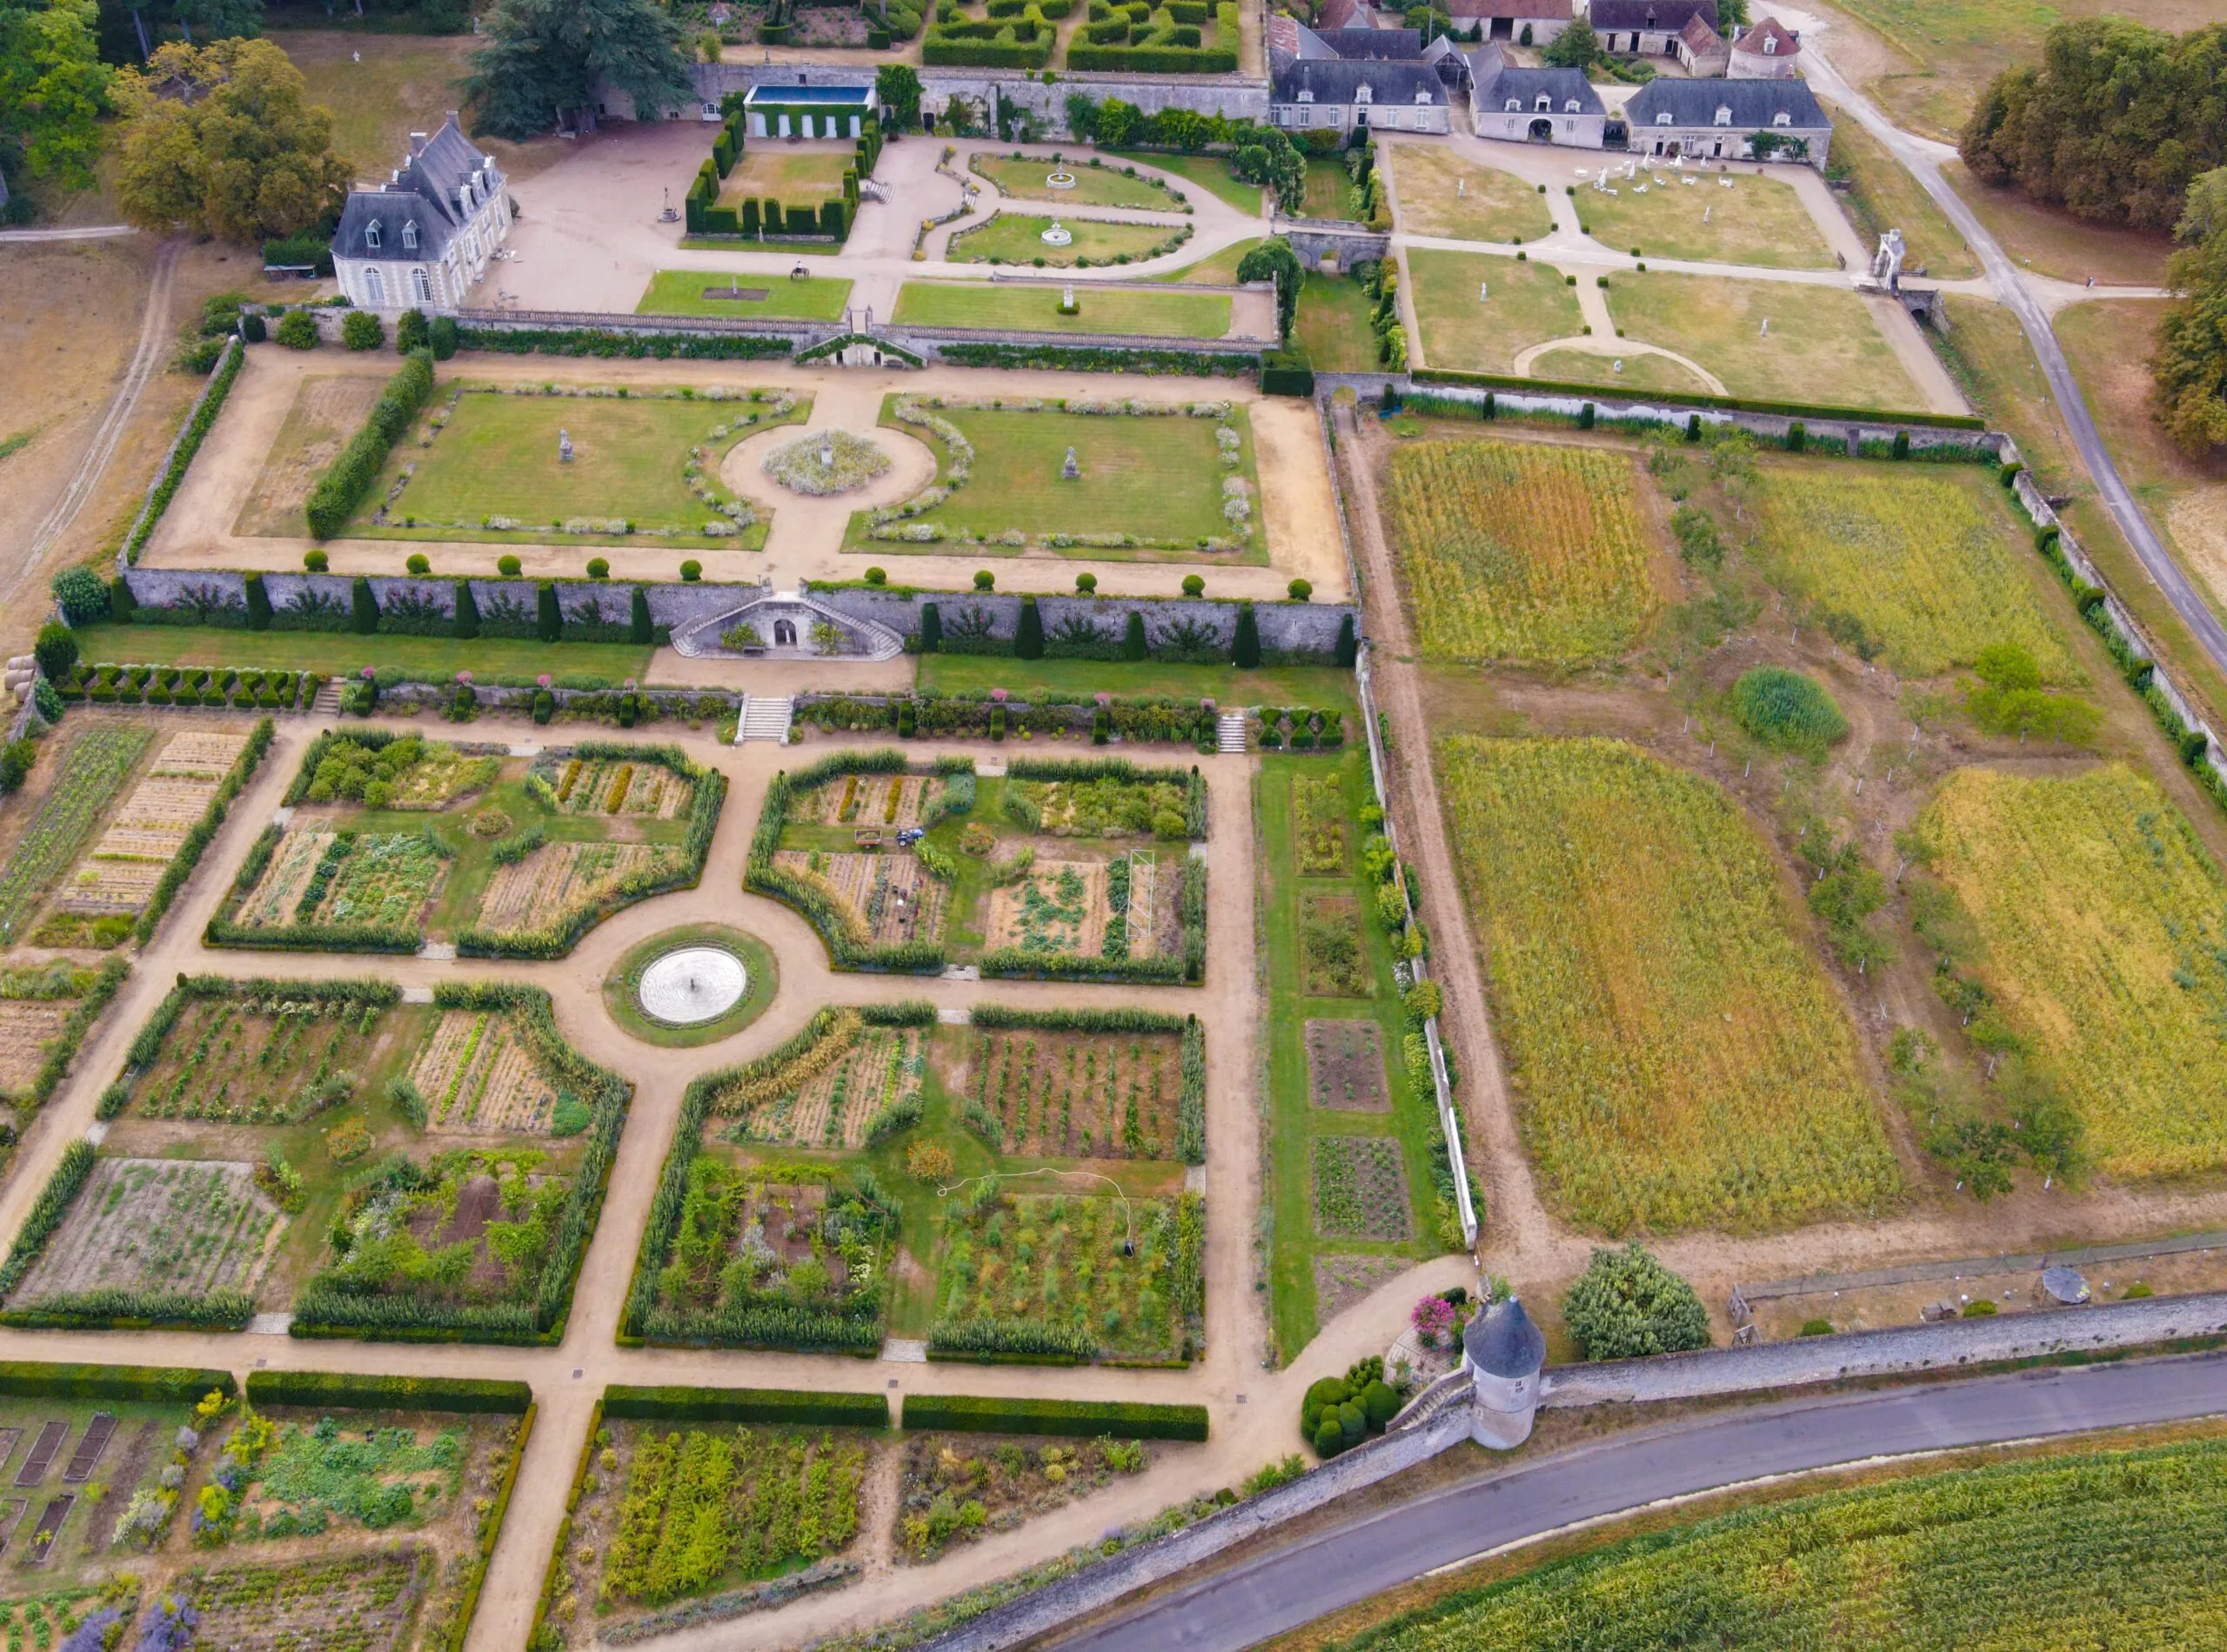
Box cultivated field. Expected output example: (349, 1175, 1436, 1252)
(545, 752, 696, 818)
(959, 1026, 1185, 1158)
(129, 993, 388, 1124)
(0, 723, 154, 945)
(1381, 437, 1666, 665)
(1407, 250, 1585, 374)
(12, 1159, 282, 1303)
(792, 772, 944, 828)
(1437, 736, 1900, 1234)
(1742, 463, 2075, 680)
(1306, 1020, 1388, 1112)
(477, 841, 675, 937)
(1919, 764, 2227, 1180)
(1384, 144, 1553, 244)
(408, 1010, 562, 1135)
(184, 1548, 430, 1652)
(1576, 169, 1836, 270)
(1314, 1137, 1411, 1241)
(722, 1014, 926, 1150)
(770, 849, 947, 950)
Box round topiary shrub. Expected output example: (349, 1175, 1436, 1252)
(1729, 666, 1849, 756)
(341, 309, 385, 351)
(973, 570, 995, 592)
(1075, 572, 1097, 593)
(587, 558, 611, 579)
(498, 554, 523, 577)
(1562, 1242, 1711, 1361)
(273, 310, 318, 350)
(1287, 578, 1312, 601)
(1181, 574, 1205, 597)
(303, 550, 329, 572)
(680, 559, 703, 581)
(405, 553, 432, 576)
(1361, 1380, 1400, 1426)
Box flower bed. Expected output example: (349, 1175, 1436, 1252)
(762, 430, 893, 496)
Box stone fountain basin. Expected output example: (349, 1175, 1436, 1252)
(638, 946, 747, 1024)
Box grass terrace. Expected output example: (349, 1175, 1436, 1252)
(973, 152, 1178, 210)
(1149, 237, 1267, 284)
(1603, 270, 1924, 410)
(1575, 168, 1836, 270)
(235, 372, 386, 538)
(57, 622, 654, 683)
(1407, 250, 1584, 374)
(1387, 144, 1553, 244)
(915, 656, 1360, 713)
(634, 271, 853, 320)
(891, 282, 1233, 338)
(717, 146, 856, 210)
(1295, 273, 1382, 373)
(1527, 347, 1717, 394)
(947, 213, 1184, 268)
(1109, 150, 1261, 215)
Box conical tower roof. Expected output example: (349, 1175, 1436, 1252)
(1464, 1294, 1546, 1380)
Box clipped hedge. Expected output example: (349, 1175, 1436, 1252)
(900, 1395, 1209, 1441)
(937, 342, 1257, 377)
(304, 350, 436, 538)
(0, 1361, 236, 1403)
(451, 325, 794, 361)
(245, 1370, 533, 1414)
(125, 337, 244, 565)
(602, 1384, 892, 1428)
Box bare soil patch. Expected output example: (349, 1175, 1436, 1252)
(1305, 1020, 1388, 1112)
(1314, 1253, 1411, 1324)
(11, 1157, 281, 1302)
(233, 375, 385, 538)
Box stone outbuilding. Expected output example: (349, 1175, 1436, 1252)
(1463, 1295, 1547, 1448)
(1622, 76, 1834, 168)
(331, 115, 510, 313)
(1588, 0, 1718, 57)
(1674, 12, 1730, 75)
(1446, 0, 1573, 47)
(1468, 44, 1606, 147)
(1729, 15, 1802, 77)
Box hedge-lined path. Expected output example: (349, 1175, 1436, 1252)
(0, 707, 1473, 1651)
(138, 350, 1354, 605)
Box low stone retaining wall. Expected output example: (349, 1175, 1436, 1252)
(813, 586, 1354, 658)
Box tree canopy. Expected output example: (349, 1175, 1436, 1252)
(464, 0, 694, 142)
(115, 37, 347, 242)
(0, 0, 110, 196)
(2154, 167, 2227, 457)
(1542, 15, 1599, 69)
(1237, 236, 1302, 339)
(1561, 1242, 1710, 1361)
(1960, 18, 2227, 233)
(875, 63, 920, 130)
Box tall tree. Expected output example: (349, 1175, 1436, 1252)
(464, 0, 693, 141)
(1542, 15, 1599, 69)
(0, 0, 111, 193)
(2154, 167, 2227, 458)
(875, 63, 920, 130)
(115, 37, 345, 239)
(166, 0, 257, 41)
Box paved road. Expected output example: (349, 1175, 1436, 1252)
(1057, 1351, 2227, 1652)
(1790, 18, 2227, 690)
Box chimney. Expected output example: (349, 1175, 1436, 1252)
(408, 131, 430, 156)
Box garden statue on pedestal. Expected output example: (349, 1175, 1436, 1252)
(558, 429, 574, 463)
(1061, 446, 1080, 480)
(1059, 284, 1079, 316)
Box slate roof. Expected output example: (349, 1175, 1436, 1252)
(331, 117, 499, 264)
(1315, 0, 1365, 30)
(1623, 75, 1831, 127)
(1471, 45, 1606, 113)
(1446, 0, 1568, 17)
(1588, 0, 1716, 32)
(1316, 25, 1424, 57)
(1464, 1297, 1547, 1380)
(1272, 57, 1450, 104)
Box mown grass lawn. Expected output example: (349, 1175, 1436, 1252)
(635, 271, 853, 320)
(1387, 143, 1552, 244)
(1295, 272, 1381, 372)
(1821, 103, 1976, 280)
(892, 281, 1231, 338)
(1149, 237, 1267, 284)
(1576, 170, 1835, 269)
(64, 623, 652, 682)
(948, 212, 1182, 267)
(1528, 346, 1715, 395)
(1109, 150, 1262, 215)
(1407, 249, 1583, 372)
(972, 153, 1175, 210)
(719, 147, 855, 209)
(916, 655, 1359, 712)
(1301, 155, 1350, 220)
(1604, 269, 1923, 410)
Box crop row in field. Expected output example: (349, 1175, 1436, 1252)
(772, 850, 946, 950)
(13, 1158, 281, 1303)
(132, 994, 384, 1124)
(1384, 439, 1663, 665)
(724, 1025, 924, 1150)
(543, 755, 693, 819)
(1438, 736, 1900, 1234)
(408, 1010, 563, 1134)
(648, 1164, 889, 1339)
(0, 724, 155, 943)
(476, 840, 674, 937)
(966, 1028, 1181, 1160)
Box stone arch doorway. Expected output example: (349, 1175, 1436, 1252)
(773, 619, 797, 645)
(1528, 117, 1553, 141)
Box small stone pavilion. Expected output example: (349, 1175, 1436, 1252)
(1461, 1295, 1547, 1448)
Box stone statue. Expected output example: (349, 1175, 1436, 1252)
(1061, 446, 1080, 480)
(820, 437, 835, 468)
(1063, 284, 1075, 309)
(1871, 227, 1907, 293)
(558, 428, 573, 463)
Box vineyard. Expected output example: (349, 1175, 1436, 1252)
(130, 993, 386, 1123)
(646, 1161, 891, 1341)
(1437, 736, 1900, 1234)
(1743, 467, 2076, 680)
(408, 1011, 561, 1134)
(1383, 439, 1664, 665)
(313, 1149, 569, 1311)
(721, 1021, 925, 1150)
(11, 1157, 282, 1303)
(960, 1027, 1182, 1160)
(1294, 774, 1348, 875)
(1918, 764, 2227, 1179)
(1313, 1137, 1411, 1240)
(1306, 1020, 1388, 1111)
(931, 1192, 1204, 1364)
(0, 722, 154, 943)
(57, 730, 245, 918)
(1344, 1438, 2227, 1652)
(898, 1431, 1147, 1562)
(475, 841, 676, 937)
(183, 1547, 429, 1652)
(597, 1424, 866, 1608)
(770, 850, 946, 950)
(541, 755, 694, 819)
(793, 772, 945, 828)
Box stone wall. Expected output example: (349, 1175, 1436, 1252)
(812, 586, 1355, 657)
(922, 72, 1272, 135)
(118, 570, 789, 634)
(1284, 224, 1392, 268)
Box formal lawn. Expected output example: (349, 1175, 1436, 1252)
(718, 147, 854, 209)
(60, 623, 653, 681)
(1301, 155, 1351, 220)
(1821, 102, 1976, 280)
(948, 212, 1183, 266)
(1295, 272, 1381, 372)
(352, 388, 801, 549)
(1528, 346, 1717, 394)
(1408, 249, 1584, 373)
(892, 281, 1232, 338)
(634, 271, 853, 320)
(1110, 150, 1262, 215)
(916, 655, 1359, 713)
(1387, 143, 1553, 244)
(1149, 237, 1267, 284)
(971, 152, 1176, 210)
(1604, 270, 1924, 410)
(1576, 170, 1835, 269)
(859, 395, 1264, 559)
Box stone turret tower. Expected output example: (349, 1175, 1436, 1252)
(1462, 1295, 1546, 1448)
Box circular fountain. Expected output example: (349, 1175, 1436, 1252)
(638, 946, 747, 1025)
(1040, 218, 1073, 247)
(1047, 167, 1078, 191)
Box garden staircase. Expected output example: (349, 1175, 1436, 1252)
(311, 678, 344, 716)
(736, 694, 794, 743)
(1217, 711, 1248, 754)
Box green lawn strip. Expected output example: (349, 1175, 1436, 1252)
(1148, 237, 1267, 284)
(972, 153, 1174, 211)
(1575, 171, 1835, 270)
(1603, 269, 1925, 411)
(601, 924, 779, 1048)
(63, 624, 652, 683)
(1387, 144, 1552, 244)
(1408, 249, 1584, 374)
(948, 213, 1182, 268)
(892, 282, 1232, 339)
(1528, 346, 1716, 394)
(1295, 273, 1382, 373)
(635, 271, 853, 320)
(1110, 150, 1262, 215)
(719, 148, 855, 207)
(1301, 156, 1349, 220)
(916, 655, 1359, 714)
(1256, 752, 1437, 1362)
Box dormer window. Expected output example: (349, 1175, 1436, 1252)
(1656, 111, 1674, 124)
(1713, 104, 1732, 125)
(365, 218, 381, 250)
(1355, 84, 1372, 104)
(1566, 98, 1581, 112)
(1773, 110, 1792, 125)
(1535, 94, 1551, 110)
(1298, 88, 1314, 103)
(1416, 89, 1431, 104)
(1506, 97, 1521, 111)
(401, 220, 418, 250)
(1763, 32, 1777, 50)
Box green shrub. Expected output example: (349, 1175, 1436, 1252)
(604, 1384, 891, 1428)
(0, 1361, 235, 1403)
(245, 1370, 532, 1413)
(341, 310, 385, 351)
(1562, 1242, 1711, 1361)
(1729, 667, 1849, 756)
(274, 310, 318, 349)
(899, 1395, 1207, 1440)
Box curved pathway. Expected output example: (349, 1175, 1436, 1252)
(1508, 334, 1728, 395)
(1062, 1349, 2227, 1651)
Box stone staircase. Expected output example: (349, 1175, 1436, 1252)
(736, 694, 795, 743)
(1217, 711, 1248, 754)
(312, 677, 344, 715)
